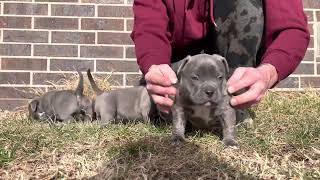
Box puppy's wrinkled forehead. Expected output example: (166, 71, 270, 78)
(184, 54, 227, 76)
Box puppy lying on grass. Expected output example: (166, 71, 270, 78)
(87, 69, 157, 126)
(28, 71, 93, 123)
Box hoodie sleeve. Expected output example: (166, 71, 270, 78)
(261, 0, 310, 81)
(131, 0, 172, 74)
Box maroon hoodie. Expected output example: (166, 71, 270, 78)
(131, 0, 310, 81)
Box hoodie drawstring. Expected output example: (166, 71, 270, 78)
(209, 0, 217, 27)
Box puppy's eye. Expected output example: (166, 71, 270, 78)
(191, 75, 199, 81)
(218, 75, 223, 80)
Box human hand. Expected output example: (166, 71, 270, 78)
(227, 64, 278, 108)
(145, 64, 177, 113)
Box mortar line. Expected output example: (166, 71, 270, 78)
(78, 18, 81, 30)
(30, 72, 33, 85)
(31, 44, 34, 56)
(122, 73, 125, 87)
(1, 2, 4, 15)
(47, 58, 50, 71)
(0, 28, 131, 33)
(78, 44, 81, 58)
(48, 3, 51, 16)
(48, 30, 51, 43)
(0, 55, 136, 61)
(1, 14, 132, 19)
(95, 31, 98, 45)
(0, 42, 133, 47)
(95, 4, 98, 17)
(31, 16, 34, 29)
(122, 46, 125, 59)
(0, 1, 129, 6)
(0, 29, 3, 43)
(313, 10, 317, 74)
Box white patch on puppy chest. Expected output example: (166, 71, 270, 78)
(190, 105, 212, 123)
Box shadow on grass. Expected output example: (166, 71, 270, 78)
(88, 135, 255, 180)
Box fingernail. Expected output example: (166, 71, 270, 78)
(228, 86, 235, 94)
(170, 77, 178, 84)
(230, 98, 237, 106)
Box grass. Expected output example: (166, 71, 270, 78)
(0, 75, 319, 179)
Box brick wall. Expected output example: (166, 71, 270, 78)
(0, 0, 318, 110)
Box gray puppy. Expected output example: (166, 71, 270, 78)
(87, 69, 156, 125)
(28, 71, 93, 122)
(171, 54, 238, 147)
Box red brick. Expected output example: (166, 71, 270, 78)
(96, 60, 139, 72)
(0, 99, 29, 111)
(304, 11, 313, 22)
(98, 32, 133, 45)
(301, 77, 320, 88)
(3, 30, 48, 43)
(303, 50, 314, 61)
(126, 19, 133, 31)
(4, 3, 48, 15)
(0, 87, 45, 99)
(34, 45, 78, 57)
(51, 4, 95, 17)
(98, 6, 133, 17)
(303, 0, 320, 9)
(52, 31, 95, 44)
(50, 59, 94, 71)
(80, 46, 123, 58)
(33, 73, 73, 85)
(92, 73, 123, 86)
(276, 77, 299, 89)
(0, 44, 31, 56)
(0, 72, 30, 84)
(81, 18, 123, 30)
(0, 16, 31, 29)
(1, 58, 47, 71)
(292, 63, 314, 75)
(316, 64, 320, 74)
(35, 17, 78, 30)
(308, 37, 314, 48)
(35, 0, 78, 2)
(126, 74, 142, 86)
(125, 46, 136, 58)
(308, 23, 314, 35)
(81, 0, 124, 4)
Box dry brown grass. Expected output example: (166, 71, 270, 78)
(0, 75, 319, 179)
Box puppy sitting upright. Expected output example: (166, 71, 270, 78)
(28, 71, 92, 122)
(87, 69, 156, 125)
(171, 54, 238, 147)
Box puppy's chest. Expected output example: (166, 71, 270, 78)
(185, 105, 220, 127)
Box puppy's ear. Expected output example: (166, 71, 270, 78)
(29, 99, 39, 112)
(175, 55, 192, 78)
(214, 54, 229, 74)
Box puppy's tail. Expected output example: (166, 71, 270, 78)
(87, 69, 103, 95)
(75, 70, 84, 97)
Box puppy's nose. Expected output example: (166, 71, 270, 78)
(205, 90, 214, 97)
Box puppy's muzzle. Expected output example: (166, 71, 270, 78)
(203, 85, 217, 98)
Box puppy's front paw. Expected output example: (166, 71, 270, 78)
(171, 135, 185, 146)
(222, 138, 239, 148)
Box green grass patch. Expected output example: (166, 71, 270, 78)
(0, 91, 319, 179)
